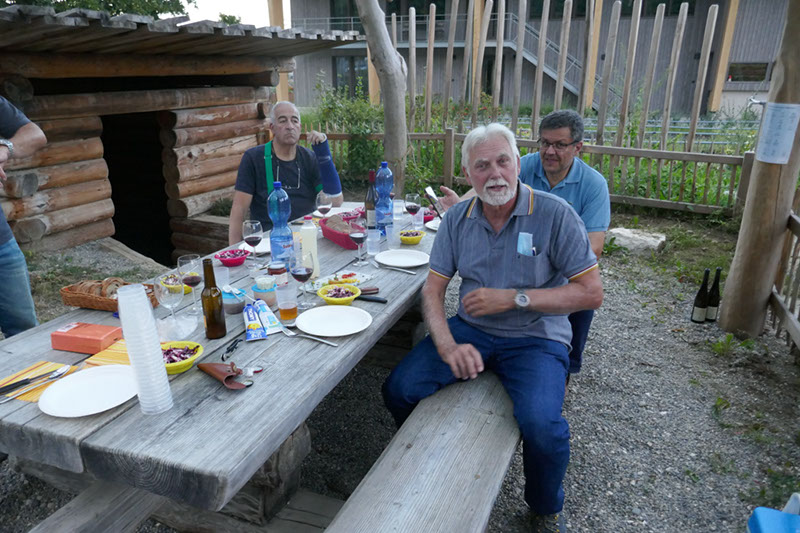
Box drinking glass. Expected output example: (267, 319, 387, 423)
(316, 190, 333, 216)
(177, 254, 201, 316)
(154, 273, 185, 339)
(406, 193, 423, 230)
(290, 250, 315, 310)
(349, 223, 368, 267)
(242, 220, 263, 266)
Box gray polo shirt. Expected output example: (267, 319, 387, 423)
(429, 182, 598, 346)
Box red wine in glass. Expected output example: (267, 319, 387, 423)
(291, 266, 313, 283)
(183, 274, 202, 288)
(244, 235, 262, 248)
(349, 232, 367, 245)
(317, 206, 331, 215)
(405, 203, 421, 215)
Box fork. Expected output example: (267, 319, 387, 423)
(0, 362, 85, 405)
(278, 324, 338, 347)
(370, 259, 417, 275)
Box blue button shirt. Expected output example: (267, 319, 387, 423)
(520, 152, 610, 233)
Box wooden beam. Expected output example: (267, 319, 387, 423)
(425, 4, 436, 130)
(613, 0, 641, 147)
(472, 0, 485, 99)
(531, 0, 550, 136)
(0, 52, 292, 79)
(595, 0, 621, 148)
(554, 0, 572, 110)
(491, 0, 506, 121)
(442, 0, 460, 129)
(409, 7, 417, 133)
(686, 5, 718, 152)
(636, 4, 664, 149)
(661, 2, 689, 150)
(708, 0, 740, 112)
(268, 0, 290, 103)
(720, 0, 800, 338)
(472, 0, 494, 126)
(578, 0, 596, 115)
(511, 0, 528, 133)
(460, 0, 475, 103)
(582, 0, 603, 111)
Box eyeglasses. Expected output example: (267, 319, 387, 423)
(537, 139, 579, 152)
(275, 160, 302, 190)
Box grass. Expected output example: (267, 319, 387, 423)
(744, 467, 800, 509)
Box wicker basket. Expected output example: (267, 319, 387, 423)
(320, 217, 364, 250)
(60, 282, 158, 312)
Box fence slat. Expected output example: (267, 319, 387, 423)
(409, 7, 417, 133)
(595, 1, 621, 152)
(492, 0, 506, 121)
(578, 0, 595, 116)
(554, 0, 572, 111)
(613, 0, 641, 150)
(686, 5, 718, 152)
(727, 163, 739, 208)
(425, 5, 436, 131)
(511, 0, 528, 134)
(460, 0, 475, 104)
(531, 0, 551, 137)
(661, 2, 689, 150)
(442, 0, 460, 130)
(472, 0, 494, 126)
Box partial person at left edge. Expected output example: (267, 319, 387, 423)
(228, 101, 344, 245)
(0, 96, 47, 338)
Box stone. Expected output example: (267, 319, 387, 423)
(606, 227, 666, 255)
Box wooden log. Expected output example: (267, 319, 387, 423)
(425, 4, 436, 131)
(1, 179, 112, 221)
(553, 0, 572, 111)
(171, 232, 228, 256)
(163, 135, 257, 167)
(167, 187, 234, 218)
(511, 0, 528, 133)
(156, 103, 260, 129)
(164, 154, 242, 183)
(37, 117, 103, 143)
(26, 87, 269, 120)
(11, 199, 115, 243)
(595, 1, 621, 149)
(169, 215, 230, 244)
(531, 0, 550, 135)
(685, 5, 718, 152)
(442, 0, 460, 129)
(660, 2, 688, 150)
(5, 138, 103, 171)
(578, 0, 596, 115)
(613, 0, 641, 148)
(2, 158, 108, 198)
(19, 218, 115, 253)
(491, 0, 505, 121)
(160, 119, 266, 148)
(408, 7, 417, 134)
(0, 52, 292, 79)
(471, 0, 494, 126)
(165, 170, 238, 199)
(460, 0, 475, 103)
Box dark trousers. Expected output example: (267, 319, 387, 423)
(567, 309, 594, 374)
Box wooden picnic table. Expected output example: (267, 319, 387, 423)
(0, 210, 435, 524)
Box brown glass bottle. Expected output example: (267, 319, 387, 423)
(201, 259, 226, 339)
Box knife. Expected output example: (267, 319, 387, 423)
(356, 294, 388, 303)
(0, 365, 70, 396)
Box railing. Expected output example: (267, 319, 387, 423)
(770, 213, 800, 348)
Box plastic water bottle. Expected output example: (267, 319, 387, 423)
(268, 181, 294, 264)
(375, 161, 393, 234)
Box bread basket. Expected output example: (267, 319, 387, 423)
(60, 280, 158, 312)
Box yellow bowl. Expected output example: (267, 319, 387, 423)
(162, 341, 204, 375)
(160, 275, 192, 294)
(399, 230, 426, 245)
(317, 284, 361, 305)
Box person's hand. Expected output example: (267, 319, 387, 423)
(0, 146, 8, 184)
(438, 185, 460, 211)
(438, 342, 484, 380)
(307, 130, 327, 144)
(462, 288, 514, 317)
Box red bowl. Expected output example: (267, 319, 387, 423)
(423, 208, 435, 222)
(214, 249, 251, 267)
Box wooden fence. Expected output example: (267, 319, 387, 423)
(770, 213, 800, 349)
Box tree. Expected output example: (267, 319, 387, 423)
(354, 0, 408, 192)
(218, 13, 241, 25)
(0, 0, 194, 18)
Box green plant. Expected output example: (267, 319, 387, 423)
(709, 453, 736, 475)
(209, 198, 232, 217)
(744, 467, 800, 509)
(711, 334, 737, 357)
(711, 396, 731, 420)
(603, 236, 626, 255)
(684, 469, 700, 483)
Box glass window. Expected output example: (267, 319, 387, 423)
(727, 63, 769, 82)
(333, 56, 370, 98)
(386, 0, 445, 16)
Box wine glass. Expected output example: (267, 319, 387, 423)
(242, 220, 263, 266)
(349, 222, 368, 267)
(405, 193, 423, 230)
(316, 190, 333, 217)
(155, 273, 185, 340)
(177, 254, 202, 316)
(290, 250, 315, 310)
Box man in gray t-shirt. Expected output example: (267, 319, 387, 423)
(383, 123, 603, 532)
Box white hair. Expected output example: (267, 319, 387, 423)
(461, 123, 520, 175)
(269, 101, 300, 124)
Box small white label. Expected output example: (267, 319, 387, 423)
(756, 103, 800, 165)
(367, 210, 376, 228)
(691, 306, 707, 322)
(706, 305, 719, 321)
(55, 322, 80, 333)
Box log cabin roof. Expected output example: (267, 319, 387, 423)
(0, 5, 364, 58)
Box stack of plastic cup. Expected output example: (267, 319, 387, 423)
(117, 284, 174, 415)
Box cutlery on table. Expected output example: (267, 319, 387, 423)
(370, 259, 417, 275)
(279, 324, 338, 347)
(356, 295, 388, 303)
(0, 365, 71, 396)
(0, 365, 73, 405)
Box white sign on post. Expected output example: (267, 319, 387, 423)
(755, 102, 800, 165)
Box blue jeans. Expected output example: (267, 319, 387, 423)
(567, 309, 594, 374)
(383, 316, 570, 515)
(0, 238, 38, 337)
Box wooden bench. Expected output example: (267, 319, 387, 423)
(325, 372, 521, 533)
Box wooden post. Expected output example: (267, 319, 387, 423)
(492, 0, 506, 121)
(511, 0, 528, 134)
(734, 151, 755, 213)
(367, 45, 381, 106)
(442, 0, 460, 129)
(460, 0, 476, 103)
(472, 0, 494, 126)
(708, 0, 739, 113)
(613, 0, 641, 149)
(633, 3, 664, 193)
(391, 13, 398, 48)
(660, 2, 688, 150)
(531, 0, 550, 137)
(720, 0, 800, 338)
(578, 0, 595, 115)
(409, 7, 417, 133)
(425, 4, 436, 131)
(553, 0, 572, 111)
(268, 0, 290, 102)
(472, 0, 485, 99)
(595, 1, 621, 149)
(582, 0, 603, 112)
(443, 127, 455, 187)
(686, 4, 718, 152)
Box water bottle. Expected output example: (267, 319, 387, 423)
(375, 161, 393, 234)
(268, 181, 294, 264)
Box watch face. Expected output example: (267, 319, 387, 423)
(515, 292, 530, 308)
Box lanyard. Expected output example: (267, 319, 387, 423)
(264, 141, 274, 195)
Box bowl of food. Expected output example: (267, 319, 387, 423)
(160, 273, 192, 294)
(162, 341, 204, 375)
(399, 230, 426, 245)
(215, 249, 251, 267)
(317, 284, 361, 306)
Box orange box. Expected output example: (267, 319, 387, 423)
(51, 322, 123, 354)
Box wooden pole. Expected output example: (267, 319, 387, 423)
(267, 0, 290, 102)
(367, 44, 381, 106)
(582, 0, 603, 112)
(707, 0, 740, 113)
(492, 0, 506, 121)
(613, 0, 641, 148)
(472, 0, 485, 99)
(425, 4, 436, 131)
(686, 4, 718, 152)
(409, 7, 417, 133)
(720, 0, 800, 338)
(472, 0, 494, 126)
(633, 3, 664, 193)
(531, 0, 550, 137)
(553, 0, 573, 110)
(578, 0, 595, 115)
(442, 0, 460, 129)
(511, 0, 528, 133)
(460, 0, 476, 102)
(595, 1, 621, 149)
(660, 2, 689, 150)
(391, 13, 398, 48)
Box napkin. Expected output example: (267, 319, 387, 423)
(85, 339, 130, 367)
(0, 361, 79, 403)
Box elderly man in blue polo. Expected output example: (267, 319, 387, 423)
(383, 123, 603, 533)
(440, 110, 610, 383)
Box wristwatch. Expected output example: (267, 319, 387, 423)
(0, 138, 12, 158)
(514, 289, 530, 309)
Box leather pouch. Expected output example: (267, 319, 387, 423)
(197, 362, 248, 390)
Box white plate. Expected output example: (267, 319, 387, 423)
(375, 249, 430, 268)
(38, 365, 137, 418)
(425, 218, 441, 232)
(312, 206, 350, 218)
(239, 239, 270, 255)
(295, 306, 373, 337)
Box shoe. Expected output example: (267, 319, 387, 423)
(531, 512, 566, 533)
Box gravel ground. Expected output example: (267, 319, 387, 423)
(2, 231, 799, 532)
